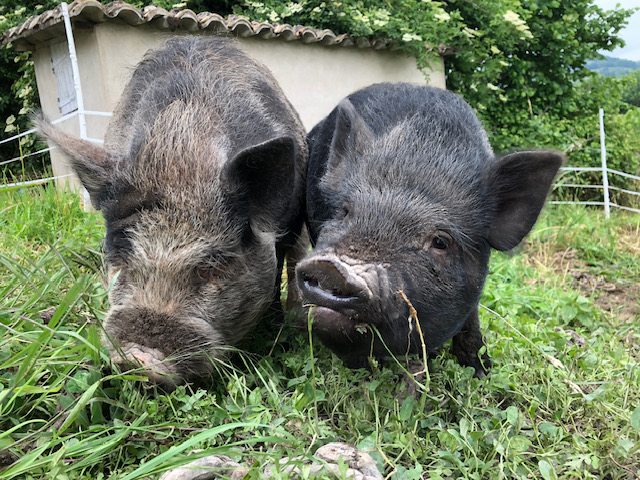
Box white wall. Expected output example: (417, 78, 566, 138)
(33, 20, 445, 189)
(240, 36, 443, 130)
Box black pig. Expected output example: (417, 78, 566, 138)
(296, 83, 562, 376)
(39, 37, 307, 389)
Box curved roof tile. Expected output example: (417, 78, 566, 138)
(2, 0, 398, 51)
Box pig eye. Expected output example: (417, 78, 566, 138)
(430, 232, 452, 251)
(193, 261, 231, 285)
(338, 204, 351, 219)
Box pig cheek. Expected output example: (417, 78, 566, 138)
(406, 255, 484, 344)
(196, 282, 266, 346)
(194, 249, 277, 343)
(105, 265, 130, 307)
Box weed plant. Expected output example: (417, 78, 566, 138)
(1, 187, 639, 479)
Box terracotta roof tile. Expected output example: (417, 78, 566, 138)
(2, 0, 398, 51)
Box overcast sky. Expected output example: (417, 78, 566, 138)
(592, 0, 640, 61)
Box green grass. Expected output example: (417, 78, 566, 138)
(1, 187, 639, 479)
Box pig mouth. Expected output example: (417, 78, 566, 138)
(298, 261, 369, 336)
(297, 254, 395, 344)
(300, 274, 362, 316)
(307, 305, 376, 365)
(111, 342, 218, 391)
(308, 306, 360, 334)
(112, 345, 184, 389)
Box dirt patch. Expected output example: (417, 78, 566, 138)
(529, 246, 640, 324)
(617, 223, 640, 257)
(572, 269, 640, 323)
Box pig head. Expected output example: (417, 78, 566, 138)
(39, 37, 307, 389)
(297, 83, 562, 376)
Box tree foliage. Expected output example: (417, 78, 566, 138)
(230, 0, 640, 208)
(622, 69, 640, 108)
(229, 0, 634, 148)
(1, 1, 61, 177)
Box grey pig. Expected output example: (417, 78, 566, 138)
(296, 83, 562, 376)
(39, 37, 307, 389)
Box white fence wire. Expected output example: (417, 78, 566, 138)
(2, 111, 639, 215)
(0, 109, 110, 189)
(549, 108, 640, 216)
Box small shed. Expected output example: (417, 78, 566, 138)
(2, 0, 446, 191)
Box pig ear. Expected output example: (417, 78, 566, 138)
(223, 136, 295, 222)
(487, 150, 564, 251)
(36, 117, 116, 210)
(320, 99, 374, 194)
(328, 99, 374, 166)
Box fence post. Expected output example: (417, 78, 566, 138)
(61, 2, 91, 210)
(599, 108, 610, 219)
(61, 2, 86, 138)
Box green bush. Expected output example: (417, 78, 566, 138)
(622, 69, 640, 108)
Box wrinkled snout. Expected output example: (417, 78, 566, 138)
(296, 257, 372, 314)
(296, 253, 402, 367)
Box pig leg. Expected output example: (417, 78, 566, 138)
(451, 310, 491, 377)
(266, 276, 286, 327)
(269, 219, 303, 323)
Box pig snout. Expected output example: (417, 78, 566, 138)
(296, 254, 394, 334)
(105, 307, 219, 390)
(296, 254, 403, 368)
(113, 345, 181, 390)
(296, 257, 372, 314)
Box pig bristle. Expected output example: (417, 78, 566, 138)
(38, 36, 307, 386)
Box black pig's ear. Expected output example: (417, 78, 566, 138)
(321, 99, 374, 193)
(328, 99, 374, 167)
(222, 136, 295, 224)
(36, 117, 116, 210)
(486, 150, 564, 251)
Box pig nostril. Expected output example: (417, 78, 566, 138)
(304, 274, 351, 299)
(300, 270, 363, 312)
(305, 275, 319, 288)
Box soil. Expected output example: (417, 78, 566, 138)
(570, 266, 640, 324)
(531, 245, 640, 324)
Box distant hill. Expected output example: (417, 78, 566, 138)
(586, 56, 640, 76)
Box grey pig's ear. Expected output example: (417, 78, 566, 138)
(36, 116, 116, 210)
(222, 135, 296, 223)
(486, 150, 564, 251)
